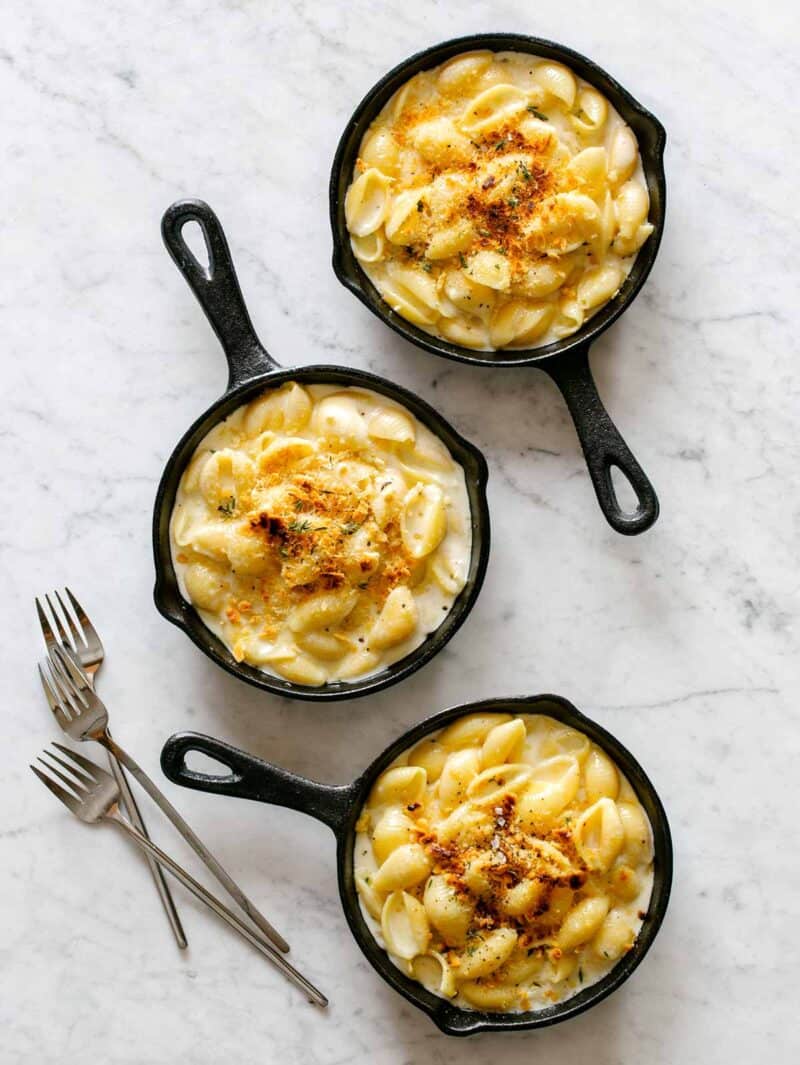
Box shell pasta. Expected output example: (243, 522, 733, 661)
(345, 50, 654, 350)
(354, 712, 654, 1012)
(170, 382, 471, 685)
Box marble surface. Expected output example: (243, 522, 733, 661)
(2, 1, 798, 1061)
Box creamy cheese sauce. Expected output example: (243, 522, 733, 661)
(345, 50, 654, 350)
(170, 382, 471, 686)
(354, 712, 654, 1012)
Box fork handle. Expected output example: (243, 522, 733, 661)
(101, 733, 290, 954)
(108, 812, 327, 1007)
(106, 740, 188, 950)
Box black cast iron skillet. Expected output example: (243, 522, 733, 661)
(153, 199, 490, 702)
(161, 694, 672, 1035)
(330, 33, 667, 536)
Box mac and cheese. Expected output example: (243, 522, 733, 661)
(354, 712, 654, 1011)
(345, 51, 654, 350)
(170, 382, 471, 685)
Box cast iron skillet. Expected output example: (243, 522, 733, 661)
(161, 694, 672, 1035)
(330, 33, 667, 536)
(153, 199, 490, 702)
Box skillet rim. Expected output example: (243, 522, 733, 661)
(152, 362, 491, 702)
(330, 693, 673, 1034)
(329, 31, 667, 369)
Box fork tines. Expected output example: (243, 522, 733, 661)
(31, 743, 105, 812)
(35, 589, 88, 655)
(38, 653, 86, 725)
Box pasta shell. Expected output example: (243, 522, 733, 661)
(287, 589, 359, 634)
(411, 951, 457, 998)
(372, 807, 419, 864)
(516, 755, 580, 825)
(436, 51, 493, 96)
(384, 189, 429, 245)
(480, 718, 527, 769)
(592, 908, 635, 961)
(438, 748, 481, 811)
(372, 843, 432, 893)
(424, 874, 474, 946)
(406, 737, 448, 783)
(381, 891, 431, 960)
(584, 747, 620, 801)
(439, 713, 512, 749)
(467, 763, 534, 805)
(243, 382, 312, 435)
(401, 484, 447, 559)
(182, 561, 228, 612)
(350, 231, 385, 264)
(455, 928, 517, 979)
(355, 872, 384, 921)
(459, 84, 529, 134)
(370, 765, 427, 807)
(460, 982, 519, 1011)
(571, 87, 608, 135)
(369, 586, 418, 650)
(367, 406, 415, 445)
(360, 126, 400, 175)
(426, 218, 475, 260)
(608, 126, 638, 187)
(618, 802, 653, 864)
(345, 167, 393, 237)
(573, 798, 625, 872)
(467, 249, 512, 292)
(534, 61, 577, 108)
(270, 654, 327, 687)
(557, 896, 610, 951)
(311, 393, 367, 446)
(489, 300, 554, 348)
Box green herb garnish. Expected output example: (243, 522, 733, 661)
(341, 521, 361, 535)
(518, 161, 532, 182)
(288, 518, 311, 533)
(421, 260, 432, 272)
(458, 252, 468, 268)
(526, 106, 549, 121)
(507, 197, 519, 208)
(495, 138, 507, 151)
(217, 496, 236, 517)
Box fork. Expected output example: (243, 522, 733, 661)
(31, 743, 327, 1007)
(40, 643, 289, 954)
(35, 589, 186, 949)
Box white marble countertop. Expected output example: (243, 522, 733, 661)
(3, 1, 798, 1061)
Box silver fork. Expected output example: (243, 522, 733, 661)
(31, 743, 327, 1007)
(40, 643, 290, 954)
(35, 589, 186, 949)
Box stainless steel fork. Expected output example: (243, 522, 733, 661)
(40, 643, 290, 954)
(31, 743, 326, 1007)
(35, 589, 186, 949)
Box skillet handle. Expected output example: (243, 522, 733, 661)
(543, 344, 659, 535)
(160, 731, 354, 836)
(161, 199, 279, 389)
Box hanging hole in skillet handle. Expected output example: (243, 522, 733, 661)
(161, 199, 280, 390)
(543, 343, 660, 535)
(160, 731, 354, 835)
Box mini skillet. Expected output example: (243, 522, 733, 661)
(330, 33, 667, 535)
(161, 694, 672, 1035)
(153, 200, 490, 702)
